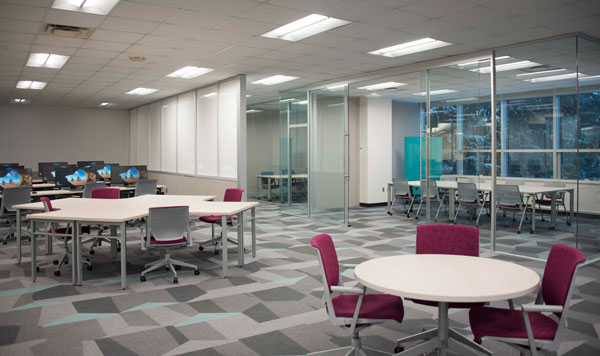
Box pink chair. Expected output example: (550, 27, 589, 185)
(198, 188, 244, 255)
(469, 244, 585, 356)
(85, 187, 120, 254)
(396, 224, 484, 351)
(39, 197, 91, 276)
(311, 233, 405, 355)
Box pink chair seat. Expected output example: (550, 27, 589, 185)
(54, 226, 91, 234)
(329, 294, 404, 323)
(144, 236, 187, 245)
(199, 215, 236, 223)
(469, 306, 558, 340)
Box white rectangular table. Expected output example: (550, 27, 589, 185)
(16, 195, 258, 289)
(256, 174, 308, 201)
(387, 180, 574, 232)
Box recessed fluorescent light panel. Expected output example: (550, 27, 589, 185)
(27, 53, 69, 69)
(16, 81, 47, 89)
(293, 100, 308, 105)
(357, 82, 406, 90)
(126, 87, 158, 95)
(523, 72, 580, 83)
(445, 97, 478, 103)
(369, 38, 452, 58)
(52, 0, 120, 15)
(202, 92, 217, 97)
(246, 109, 262, 113)
(474, 60, 541, 74)
(327, 84, 346, 90)
(252, 75, 298, 86)
(516, 68, 566, 77)
(262, 14, 351, 41)
(166, 66, 214, 79)
(11, 98, 31, 104)
(457, 56, 510, 67)
(413, 89, 457, 96)
(98, 102, 117, 107)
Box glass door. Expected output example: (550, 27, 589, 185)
(308, 85, 349, 225)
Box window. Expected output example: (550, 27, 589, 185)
(505, 97, 553, 150)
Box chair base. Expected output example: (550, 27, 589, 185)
(308, 336, 391, 356)
(141, 253, 199, 283)
(395, 327, 492, 356)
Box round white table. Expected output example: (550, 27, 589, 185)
(354, 254, 541, 356)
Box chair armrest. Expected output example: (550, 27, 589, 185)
(340, 263, 357, 268)
(331, 286, 364, 294)
(521, 304, 563, 313)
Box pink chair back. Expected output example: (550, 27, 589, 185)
(416, 224, 479, 257)
(224, 188, 244, 202)
(310, 234, 339, 292)
(40, 197, 54, 212)
(542, 244, 585, 313)
(91, 187, 120, 199)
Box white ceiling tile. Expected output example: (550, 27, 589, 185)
(215, 18, 275, 35)
(35, 34, 87, 48)
(126, 44, 174, 56)
(0, 19, 40, 34)
(166, 10, 231, 29)
(0, 3, 45, 22)
(0, 32, 35, 43)
(89, 29, 145, 44)
(110, 1, 180, 22)
(137, 35, 191, 48)
(219, 45, 265, 58)
(266, 0, 343, 12)
(81, 40, 132, 52)
(100, 17, 161, 34)
(62, 63, 104, 71)
(107, 59, 147, 68)
(278, 42, 326, 54)
(186, 0, 261, 16)
(150, 24, 206, 40)
(241, 36, 289, 50)
(443, 6, 507, 27)
(68, 56, 111, 65)
(44, 9, 106, 28)
(399, 0, 476, 18)
(75, 48, 121, 59)
(29, 44, 79, 56)
(238, 4, 311, 25)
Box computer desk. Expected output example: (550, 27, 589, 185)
(31, 183, 167, 193)
(386, 180, 574, 233)
(15, 195, 258, 289)
(256, 174, 308, 200)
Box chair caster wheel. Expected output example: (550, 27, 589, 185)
(567, 222, 572, 226)
(175, 265, 181, 270)
(394, 346, 404, 353)
(387, 212, 392, 216)
(194, 269, 200, 275)
(53, 260, 59, 265)
(474, 338, 482, 345)
(64, 260, 68, 265)
(2, 241, 6, 245)
(173, 277, 178, 284)
(140, 275, 146, 282)
(117, 247, 121, 252)
(87, 265, 93, 271)
(36, 267, 40, 272)
(198, 246, 204, 251)
(213, 250, 219, 256)
(415, 216, 419, 220)
(89, 250, 95, 255)
(54, 270, 61, 276)
(517, 230, 521, 234)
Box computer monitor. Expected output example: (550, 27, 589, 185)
(38, 162, 69, 178)
(0, 163, 21, 169)
(77, 161, 105, 169)
(55, 166, 97, 188)
(42, 164, 74, 182)
(111, 165, 147, 185)
(0, 168, 33, 188)
(97, 163, 119, 180)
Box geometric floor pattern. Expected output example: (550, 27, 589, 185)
(0, 202, 599, 355)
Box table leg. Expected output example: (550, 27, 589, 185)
(120, 222, 127, 290)
(16, 209, 22, 263)
(251, 207, 256, 258)
(530, 195, 536, 234)
(76, 222, 82, 286)
(71, 221, 78, 285)
(257, 177, 261, 200)
(237, 212, 244, 267)
(110, 226, 118, 258)
(569, 189, 574, 225)
(31, 220, 37, 282)
(267, 178, 272, 201)
(448, 188, 456, 220)
(387, 183, 392, 215)
(550, 192, 557, 230)
(438, 302, 449, 356)
(221, 216, 228, 278)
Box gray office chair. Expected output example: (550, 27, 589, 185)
(496, 184, 531, 234)
(141, 206, 199, 283)
(537, 181, 571, 226)
(415, 180, 442, 220)
(135, 179, 157, 196)
(454, 182, 487, 226)
(82, 182, 106, 198)
(390, 178, 412, 216)
(0, 186, 32, 244)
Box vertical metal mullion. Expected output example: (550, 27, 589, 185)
(491, 51, 498, 252)
(553, 94, 559, 179)
(344, 84, 350, 226)
(287, 101, 292, 207)
(575, 35, 580, 249)
(425, 69, 431, 222)
(307, 90, 313, 219)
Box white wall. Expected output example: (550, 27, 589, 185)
(246, 109, 280, 197)
(359, 96, 393, 204)
(348, 97, 360, 207)
(392, 101, 421, 179)
(0, 104, 130, 169)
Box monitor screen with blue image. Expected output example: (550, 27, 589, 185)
(38, 162, 69, 178)
(0, 168, 33, 188)
(111, 165, 147, 185)
(97, 163, 119, 180)
(55, 166, 97, 188)
(42, 164, 73, 182)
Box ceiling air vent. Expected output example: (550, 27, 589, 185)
(40, 24, 94, 39)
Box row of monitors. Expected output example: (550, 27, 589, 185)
(0, 165, 148, 189)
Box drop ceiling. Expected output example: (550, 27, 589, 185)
(0, 0, 598, 109)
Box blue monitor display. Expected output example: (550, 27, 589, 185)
(41, 164, 73, 182)
(111, 165, 147, 185)
(0, 168, 33, 188)
(77, 161, 104, 169)
(97, 163, 119, 180)
(55, 166, 96, 188)
(38, 162, 69, 178)
(0, 163, 21, 169)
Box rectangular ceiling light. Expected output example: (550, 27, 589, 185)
(52, 0, 120, 15)
(326, 84, 346, 90)
(445, 97, 479, 103)
(524, 72, 580, 83)
(516, 68, 566, 77)
(261, 14, 351, 41)
(475, 60, 541, 74)
(413, 89, 457, 96)
(98, 102, 117, 107)
(27, 53, 70, 69)
(293, 100, 308, 105)
(247, 109, 262, 113)
(16, 81, 47, 89)
(457, 56, 510, 67)
(252, 75, 298, 85)
(579, 74, 600, 81)
(357, 82, 406, 90)
(369, 38, 452, 58)
(202, 92, 217, 97)
(166, 66, 214, 79)
(11, 98, 31, 104)
(126, 87, 158, 95)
